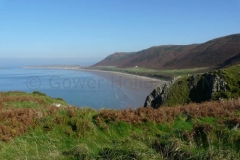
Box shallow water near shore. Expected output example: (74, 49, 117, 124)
(0, 68, 163, 109)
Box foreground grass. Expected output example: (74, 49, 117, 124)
(92, 66, 208, 79)
(1, 91, 240, 159)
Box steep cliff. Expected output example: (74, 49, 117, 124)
(144, 65, 240, 108)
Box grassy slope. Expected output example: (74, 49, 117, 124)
(159, 64, 240, 107)
(1, 91, 240, 159)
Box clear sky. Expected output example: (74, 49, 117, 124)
(0, 0, 240, 62)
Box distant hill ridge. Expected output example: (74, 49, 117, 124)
(93, 33, 240, 69)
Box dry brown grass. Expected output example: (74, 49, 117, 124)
(0, 92, 59, 141)
(0, 108, 38, 141)
(96, 99, 240, 124)
(0, 103, 62, 142)
(1, 95, 45, 106)
(1, 93, 240, 143)
(0, 92, 60, 141)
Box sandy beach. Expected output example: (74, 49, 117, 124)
(24, 66, 166, 82)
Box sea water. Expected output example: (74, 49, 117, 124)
(0, 68, 162, 109)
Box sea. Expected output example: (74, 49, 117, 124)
(0, 68, 163, 109)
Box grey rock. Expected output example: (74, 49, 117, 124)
(144, 76, 181, 108)
(144, 72, 229, 109)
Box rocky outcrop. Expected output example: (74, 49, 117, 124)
(143, 83, 169, 109)
(189, 73, 228, 102)
(144, 77, 181, 108)
(144, 71, 231, 108)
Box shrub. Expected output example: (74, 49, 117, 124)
(32, 91, 47, 96)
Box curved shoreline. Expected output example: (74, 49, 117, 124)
(22, 66, 167, 108)
(78, 68, 167, 83)
(22, 67, 168, 83)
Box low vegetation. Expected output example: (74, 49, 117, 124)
(148, 64, 240, 107)
(1, 91, 240, 159)
(91, 66, 208, 80)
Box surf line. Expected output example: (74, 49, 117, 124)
(115, 92, 118, 99)
(113, 87, 119, 99)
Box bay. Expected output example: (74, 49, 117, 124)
(0, 68, 163, 109)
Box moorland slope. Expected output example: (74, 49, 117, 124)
(94, 34, 240, 70)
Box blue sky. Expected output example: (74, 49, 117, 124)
(0, 0, 240, 62)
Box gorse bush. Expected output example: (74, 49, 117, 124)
(32, 91, 47, 96)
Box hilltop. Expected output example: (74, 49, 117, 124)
(93, 34, 240, 70)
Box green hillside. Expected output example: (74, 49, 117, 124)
(1, 91, 240, 159)
(145, 64, 240, 108)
